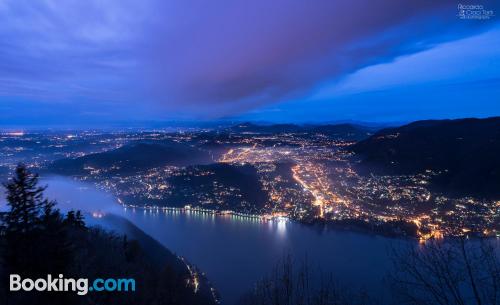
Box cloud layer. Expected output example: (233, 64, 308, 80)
(0, 0, 499, 122)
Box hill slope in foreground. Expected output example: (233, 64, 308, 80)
(353, 117, 500, 200)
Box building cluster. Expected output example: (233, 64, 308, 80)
(1, 130, 498, 239)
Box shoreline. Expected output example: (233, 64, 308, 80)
(118, 203, 500, 241)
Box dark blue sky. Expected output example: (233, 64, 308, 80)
(0, 0, 499, 126)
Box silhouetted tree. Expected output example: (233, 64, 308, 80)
(390, 238, 500, 305)
(64, 210, 86, 229)
(2, 164, 55, 233)
(75, 210, 85, 227)
(0, 165, 214, 305)
(0, 165, 74, 304)
(238, 254, 377, 305)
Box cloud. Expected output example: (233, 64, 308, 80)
(0, 0, 499, 121)
(141, 0, 499, 117)
(312, 26, 500, 99)
(0, 0, 146, 104)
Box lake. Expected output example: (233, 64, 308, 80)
(123, 208, 400, 304)
(3, 176, 405, 304)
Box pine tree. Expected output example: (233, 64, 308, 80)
(74, 210, 86, 228)
(0, 164, 71, 277)
(2, 164, 54, 233)
(65, 210, 77, 224)
(64, 210, 86, 229)
(0, 164, 76, 305)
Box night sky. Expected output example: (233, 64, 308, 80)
(1, 0, 499, 126)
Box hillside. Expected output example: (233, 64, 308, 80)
(0, 165, 216, 305)
(48, 142, 211, 175)
(226, 123, 375, 140)
(95, 214, 217, 302)
(121, 163, 269, 212)
(352, 117, 500, 199)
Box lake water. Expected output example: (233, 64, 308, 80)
(123, 208, 399, 304)
(1, 176, 404, 304)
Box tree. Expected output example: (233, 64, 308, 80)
(0, 165, 212, 305)
(75, 210, 86, 228)
(390, 238, 500, 305)
(2, 164, 55, 234)
(64, 210, 86, 229)
(0, 164, 73, 282)
(238, 254, 377, 305)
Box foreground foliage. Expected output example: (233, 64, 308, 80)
(0, 164, 212, 305)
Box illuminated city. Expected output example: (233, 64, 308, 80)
(1, 1, 499, 303)
(1, 127, 498, 241)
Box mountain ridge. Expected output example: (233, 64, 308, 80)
(352, 116, 500, 199)
(48, 142, 212, 176)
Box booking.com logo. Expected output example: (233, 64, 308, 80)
(10, 274, 135, 295)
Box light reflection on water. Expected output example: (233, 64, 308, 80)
(7, 176, 400, 305)
(123, 207, 395, 305)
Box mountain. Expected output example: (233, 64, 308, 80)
(48, 142, 212, 175)
(122, 163, 269, 212)
(227, 122, 303, 133)
(168, 163, 268, 210)
(352, 117, 500, 199)
(226, 122, 375, 140)
(308, 124, 375, 140)
(95, 214, 217, 302)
